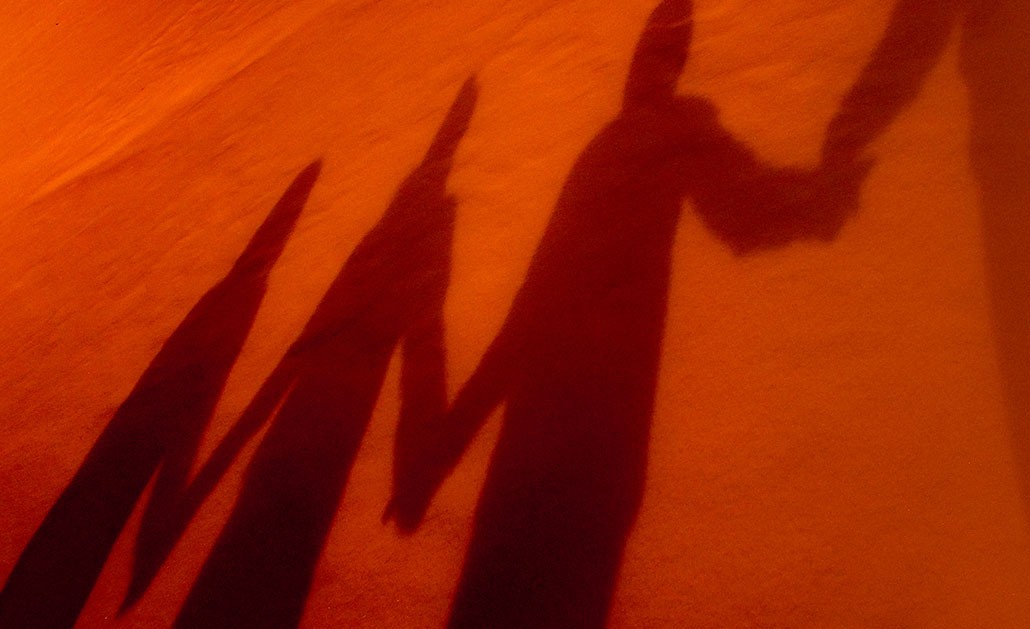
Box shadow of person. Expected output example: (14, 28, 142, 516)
(812, 0, 1030, 511)
(959, 0, 1030, 514)
(385, 1, 866, 627)
(0, 162, 320, 629)
(165, 78, 477, 629)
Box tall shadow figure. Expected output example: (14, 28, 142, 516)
(166, 78, 477, 629)
(962, 0, 1030, 513)
(821, 0, 1030, 513)
(386, 1, 867, 627)
(0, 162, 319, 629)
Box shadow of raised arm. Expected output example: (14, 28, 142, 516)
(822, 0, 963, 168)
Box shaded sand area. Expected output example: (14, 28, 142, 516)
(2, 0, 1029, 626)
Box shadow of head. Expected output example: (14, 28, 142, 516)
(625, 0, 693, 107)
(230, 160, 322, 274)
(425, 76, 478, 163)
(395, 76, 478, 206)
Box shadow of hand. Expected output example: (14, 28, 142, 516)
(691, 138, 873, 254)
(815, 155, 875, 235)
(383, 459, 440, 534)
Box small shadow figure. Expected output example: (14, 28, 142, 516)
(385, 1, 869, 627)
(0, 163, 319, 629)
(163, 78, 477, 629)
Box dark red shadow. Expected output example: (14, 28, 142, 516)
(385, 1, 870, 627)
(801, 0, 1030, 511)
(164, 78, 476, 629)
(0, 162, 319, 629)
(960, 0, 1030, 512)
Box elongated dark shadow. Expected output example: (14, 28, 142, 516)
(960, 0, 1030, 514)
(816, 0, 1030, 510)
(385, 1, 869, 627)
(167, 78, 476, 629)
(0, 161, 319, 629)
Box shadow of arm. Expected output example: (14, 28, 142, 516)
(385, 327, 515, 533)
(122, 360, 296, 608)
(822, 0, 963, 166)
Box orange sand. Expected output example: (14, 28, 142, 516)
(1, 0, 1028, 626)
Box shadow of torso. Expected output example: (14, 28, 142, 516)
(450, 97, 716, 629)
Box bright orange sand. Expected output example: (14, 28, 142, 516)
(2, 0, 1029, 626)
